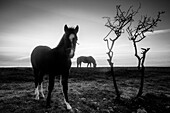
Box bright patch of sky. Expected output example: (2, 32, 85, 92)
(0, 0, 170, 67)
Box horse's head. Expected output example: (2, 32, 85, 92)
(64, 24, 79, 58)
(94, 63, 97, 68)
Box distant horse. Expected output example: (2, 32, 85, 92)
(77, 56, 96, 68)
(31, 25, 79, 110)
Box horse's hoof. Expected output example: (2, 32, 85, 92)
(67, 108, 74, 113)
(35, 97, 39, 100)
(41, 93, 45, 99)
(42, 95, 45, 99)
(65, 102, 72, 110)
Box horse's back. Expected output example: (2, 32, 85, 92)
(77, 56, 87, 63)
(31, 46, 71, 74)
(31, 46, 51, 70)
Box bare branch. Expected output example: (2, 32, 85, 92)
(103, 29, 113, 41)
(103, 5, 140, 54)
(141, 48, 150, 54)
(127, 11, 164, 44)
(125, 5, 133, 17)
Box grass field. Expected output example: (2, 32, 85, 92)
(0, 67, 170, 113)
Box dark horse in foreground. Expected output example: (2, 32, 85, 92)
(31, 25, 79, 110)
(77, 56, 96, 68)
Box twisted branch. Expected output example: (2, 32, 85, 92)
(103, 4, 141, 66)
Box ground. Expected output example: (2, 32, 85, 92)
(0, 67, 170, 113)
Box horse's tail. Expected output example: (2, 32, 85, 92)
(31, 50, 38, 88)
(33, 68, 39, 88)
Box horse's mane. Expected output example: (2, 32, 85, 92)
(56, 34, 66, 48)
(56, 27, 76, 48)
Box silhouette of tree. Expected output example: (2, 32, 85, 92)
(103, 5, 140, 100)
(126, 11, 165, 97)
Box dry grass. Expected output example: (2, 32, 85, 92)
(0, 67, 170, 113)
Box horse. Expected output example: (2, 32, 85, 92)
(31, 24, 79, 110)
(77, 56, 96, 68)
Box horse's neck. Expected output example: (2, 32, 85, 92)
(92, 58, 96, 64)
(53, 35, 66, 54)
(57, 34, 65, 48)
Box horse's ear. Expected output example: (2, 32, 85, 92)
(64, 24, 68, 33)
(75, 25, 79, 33)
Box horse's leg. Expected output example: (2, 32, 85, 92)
(40, 82, 45, 98)
(61, 74, 72, 110)
(34, 69, 40, 100)
(38, 72, 45, 99)
(77, 61, 79, 68)
(46, 75, 55, 107)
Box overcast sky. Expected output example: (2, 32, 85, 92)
(0, 0, 170, 67)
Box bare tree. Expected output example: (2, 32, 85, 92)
(103, 5, 140, 99)
(126, 11, 165, 97)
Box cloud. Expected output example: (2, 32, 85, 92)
(0, 54, 18, 67)
(15, 56, 30, 61)
(153, 29, 170, 34)
(0, 47, 31, 66)
(146, 29, 170, 35)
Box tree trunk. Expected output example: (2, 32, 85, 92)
(137, 66, 145, 97)
(110, 64, 120, 100)
(136, 48, 149, 97)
